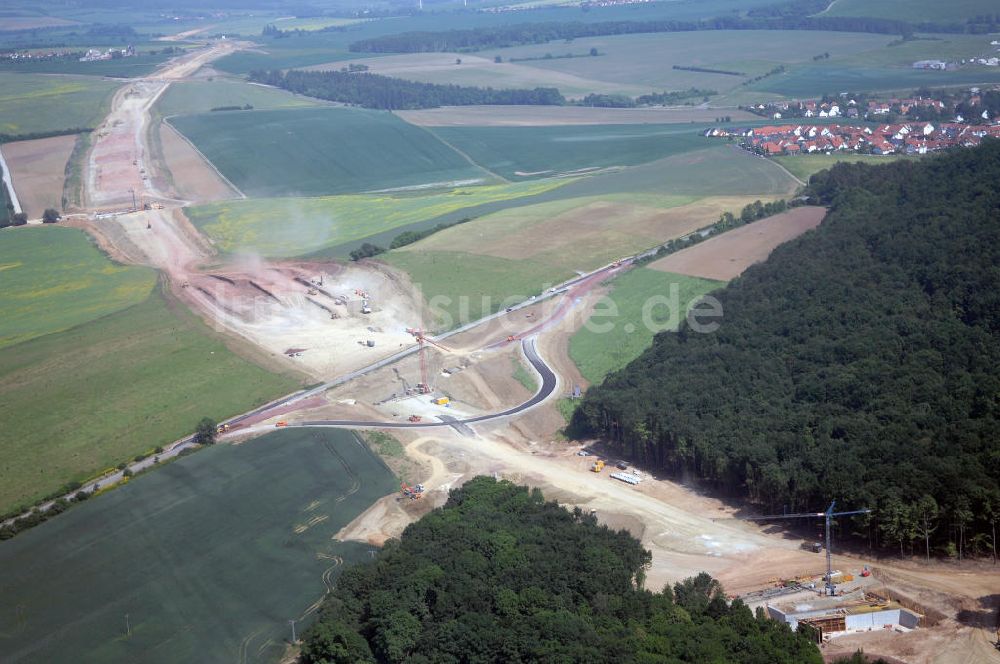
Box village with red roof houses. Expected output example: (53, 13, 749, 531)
(707, 121, 1000, 156)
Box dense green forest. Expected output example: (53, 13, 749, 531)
(248, 69, 565, 110)
(300, 477, 822, 663)
(572, 141, 1000, 561)
(345, 12, 996, 54)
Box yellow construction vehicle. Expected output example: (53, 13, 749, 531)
(432, 397, 450, 406)
(591, 460, 605, 473)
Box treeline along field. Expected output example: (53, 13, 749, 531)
(250, 69, 565, 110)
(572, 142, 1000, 558)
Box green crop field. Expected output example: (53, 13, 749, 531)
(386, 250, 564, 329)
(0, 428, 396, 663)
(547, 146, 799, 198)
(823, 0, 999, 22)
(384, 191, 743, 328)
(750, 64, 1000, 98)
(0, 289, 297, 514)
(169, 107, 494, 197)
(569, 268, 723, 383)
(0, 73, 119, 135)
(480, 30, 893, 98)
(186, 179, 570, 258)
(384, 146, 796, 328)
(0, 53, 173, 77)
(430, 124, 714, 180)
(155, 78, 321, 118)
(772, 153, 911, 182)
(0, 226, 156, 348)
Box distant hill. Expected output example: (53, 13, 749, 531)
(573, 141, 1000, 558)
(300, 477, 822, 663)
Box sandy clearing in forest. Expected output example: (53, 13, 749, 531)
(399, 105, 759, 127)
(158, 122, 239, 202)
(649, 206, 827, 281)
(2, 134, 77, 218)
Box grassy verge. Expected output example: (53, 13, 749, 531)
(512, 356, 538, 393)
(569, 268, 723, 383)
(0, 287, 298, 514)
(61, 131, 92, 210)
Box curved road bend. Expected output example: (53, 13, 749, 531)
(293, 336, 558, 431)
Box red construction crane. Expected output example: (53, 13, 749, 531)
(410, 328, 449, 394)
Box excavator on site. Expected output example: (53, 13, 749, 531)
(400, 481, 424, 500)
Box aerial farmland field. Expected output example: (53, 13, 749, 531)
(548, 146, 799, 198)
(0, 429, 395, 663)
(169, 107, 494, 197)
(0, 73, 119, 136)
(478, 31, 894, 97)
(749, 64, 1000, 98)
(385, 193, 759, 327)
(429, 124, 714, 180)
(2, 134, 78, 217)
(0, 226, 155, 348)
(569, 268, 724, 383)
(772, 153, 910, 182)
(154, 77, 322, 117)
(186, 178, 570, 258)
(0, 289, 298, 514)
(822, 0, 999, 21)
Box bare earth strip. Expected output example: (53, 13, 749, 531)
(649, 206, 827, 281)
(159, 121, 238, 202)
(399, 105, 759, 127)
(2, 134, 77, 218)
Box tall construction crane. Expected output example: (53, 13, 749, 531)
(409, 328, 451, 394)
(741, 501, 871, 596)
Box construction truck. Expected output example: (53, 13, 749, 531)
(432, 396, 450, 406)
(408, 415, 422, 422)
(401, 482, 423, 500)
(216, 423, 231, 434)
(361, 300, 372, 314)
(275, 421, 288, 428)
(591, 460, 605, 473)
